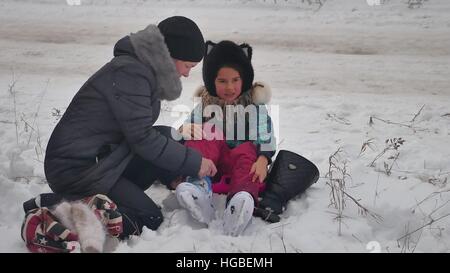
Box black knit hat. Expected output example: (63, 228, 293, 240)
(157, 16, 205, 62)
(202, 40, 254, 97)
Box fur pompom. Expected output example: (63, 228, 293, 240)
(52, 201, 106, 253)
(251, 81, 271, 104)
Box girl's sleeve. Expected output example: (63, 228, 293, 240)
(254, 104, 277, 163)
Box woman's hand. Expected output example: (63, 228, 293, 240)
(249, 155, 269, 183)
(198, 157, 217, 178)
(178, 123, 203, 140)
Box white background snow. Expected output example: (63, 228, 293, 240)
(1, 0, 449, 253)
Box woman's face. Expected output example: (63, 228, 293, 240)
(174, 59, 198, 78)
(214, 67, 242, 103)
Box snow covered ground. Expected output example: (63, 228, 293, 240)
(1, 0, 450, 252)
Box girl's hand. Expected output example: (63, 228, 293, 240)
(249, 155, 269, 183)
(178, 123, 203, 140)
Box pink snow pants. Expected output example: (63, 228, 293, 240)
(184, 123, 265, 203)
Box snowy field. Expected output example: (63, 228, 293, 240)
(1, 0, 450, 253)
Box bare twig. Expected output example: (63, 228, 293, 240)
(279, 225, 287, 253)
(429, 200, 450, 219)
(27, 79, 50, 147)
(52, 108, 63, 122)
(414, 198, 429, 219)
(411, 104, 425, 122)
(369, 116, 374, 126)
(326, 113, 351, 125)
(370, 116, 411, 128)
(384, 152, 400, 176)
(326, 148, 347, 208)
(20, 116, 38, 134)
(369, 116, 427, 132)
(412, 188, 450, 212)
(292, 245, 303, 253)
(352, 234, 363, 244)
(369, 138, 404, 167)
(327, 147, 383, 237)
(399, 222, 410, 252)
(35, 125, 44, 160)
(397, 213, 450, 242)
(373, 173, 380, 207)
(326, 148, 349, 235)
(342, 190, 383, 223)
(411, 226, 424, 253)
(8, 71, 19, 145)
(358, 138, 376, 157)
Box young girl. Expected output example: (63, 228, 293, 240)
(175, 40, 276, 236)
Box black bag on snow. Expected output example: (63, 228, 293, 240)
(254, 150, 320, 222)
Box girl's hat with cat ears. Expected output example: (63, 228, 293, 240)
(202, 40, 254, 97)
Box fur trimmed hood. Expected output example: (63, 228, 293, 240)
(129, 25, 182, 101)
(193, 81, 272, 110)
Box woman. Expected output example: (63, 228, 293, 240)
(42, 16, 217, 238)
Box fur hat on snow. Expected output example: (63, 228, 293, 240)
(202, 40, 254, 97)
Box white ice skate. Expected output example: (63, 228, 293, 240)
(223, 191, 254, 236)
(175, 176, 214, 224)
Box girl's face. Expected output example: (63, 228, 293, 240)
(214, 67, 242, 103)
